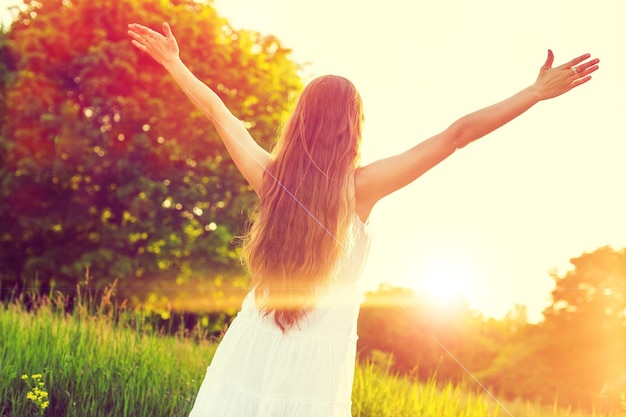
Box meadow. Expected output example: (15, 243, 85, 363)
(0, 286, 623, 417)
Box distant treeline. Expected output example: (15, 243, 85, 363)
(357, 248, 626, 411)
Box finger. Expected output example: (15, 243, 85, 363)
(130, 23, 162, 41)
(571, 75, 593, 88)
(131, 39, 147, 52)
(560, 53, 592, 69)
(128, 23, 150, 34)
(127, 29, 150, 47)
(576, 58, 600, 73)
(127, 30, 143, 45)
(162, 22, 174, 39)
(569, 58, 599, 79)
(542, 49, 554, 69)
(578, 64, 599, 78)
(127, 29, 141, 40)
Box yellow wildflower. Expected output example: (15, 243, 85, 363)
(22, 372, 50, 415)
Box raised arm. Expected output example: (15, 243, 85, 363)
(355, 50, 599, 219)
(127, 22, 270, 193)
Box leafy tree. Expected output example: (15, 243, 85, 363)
(0, 0, 302, 302)
(541, 246, 626, 409)
(474, 316, 552, 403)
(480, 246, 626, 408)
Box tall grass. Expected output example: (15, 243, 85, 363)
(353, 356, 496, 417)
(354, 357, 625, 417)
(1, 284, 624, 417)
(0, 284, 217, 417)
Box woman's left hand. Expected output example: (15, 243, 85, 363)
(533, 49, 600, 100)
(127, 22, 180, 68)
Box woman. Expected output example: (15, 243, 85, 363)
(127, 22, 598, 417)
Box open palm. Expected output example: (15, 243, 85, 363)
(534, 50, 599, 100)
(127, 22, 180, 67)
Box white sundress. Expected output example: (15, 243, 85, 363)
(188, 216, 372, 417)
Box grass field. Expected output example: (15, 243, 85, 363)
(1, 287, 623, 417)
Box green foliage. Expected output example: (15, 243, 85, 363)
(477, 246, 626, 409)
(542, 246, 626, 409)
(358, 247, 626, 411)
(0, 0, 302, 297)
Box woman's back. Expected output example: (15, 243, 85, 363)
(188, 214, 371, 417)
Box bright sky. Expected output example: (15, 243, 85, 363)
(211, 0, 626, 322)
(2, 0, 624, 322)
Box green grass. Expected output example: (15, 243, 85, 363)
(0, 288, 217, 417)
(353, 357, 497, 417)
(1, 288, 624, 417)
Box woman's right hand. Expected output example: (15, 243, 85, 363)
(533, 49, 599, 100)
(127, 22, 180, 68)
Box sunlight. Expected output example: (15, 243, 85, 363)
(412, 255, 477, 303)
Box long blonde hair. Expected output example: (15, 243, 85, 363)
(242, 75, 364, 332)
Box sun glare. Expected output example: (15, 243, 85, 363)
(412, 255, 477, 303)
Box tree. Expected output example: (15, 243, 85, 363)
(474, 316, 552, 404)
(478, 247, 626, 409)
(540, 246, 626, 409)
(0, 0, 303, 302)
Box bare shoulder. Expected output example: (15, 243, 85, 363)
(354, 129, 459, 220)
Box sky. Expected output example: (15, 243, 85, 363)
(207, 0, 625, 322)
(1, 0, 625, 322)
